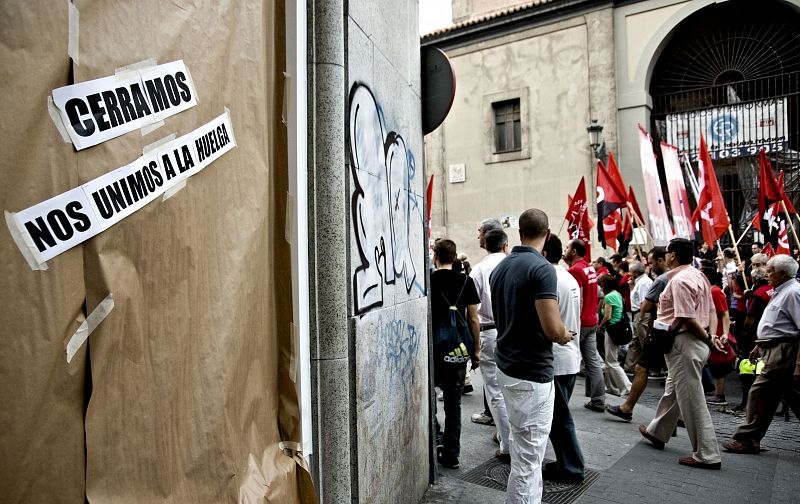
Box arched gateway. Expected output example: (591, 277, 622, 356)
(647, 0, 800, 247)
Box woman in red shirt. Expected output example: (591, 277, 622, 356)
(702, 263, 733, 406)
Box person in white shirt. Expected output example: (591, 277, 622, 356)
(719, 247, 738, 290)
(625, 260, 653, 372)
(541, 235, 585, 483)
(469, 227, 512, 459)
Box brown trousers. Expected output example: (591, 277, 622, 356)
(733, 341, 800, 446)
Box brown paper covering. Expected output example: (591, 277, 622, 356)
(1, 1, 313, 502)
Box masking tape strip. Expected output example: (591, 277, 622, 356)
(115, 58, 158, 75)
(224, 107, 238, 147)
(66, 293, 114, 363)
(282, 72, 290, 126)
(278, 441, 303, 455)
(162, 178, 187, 201)
(47, 96, 72, 143)
(140, 120, 165, 136)
(68, 1, 79, 65)
(5, 211, 48, 271)
(289, 323, 298, 384)
(142, 132, 176, 155)
(285, 192, 295, 245)
(183, 66, 199, 105)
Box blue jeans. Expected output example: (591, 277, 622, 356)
(434, 362, 466, 461)
(550, 375, 585, 478)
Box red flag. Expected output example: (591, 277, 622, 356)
(755, 148, 783, 232)
(691, 135, 730, 245)
(776, 208, 791, 255)
(606, 152, 629, 202)
(596, 160, 627, 249)
(565, 177, 593, 260)
(761, 243, 775, 258)
(602, 211, 623, 252)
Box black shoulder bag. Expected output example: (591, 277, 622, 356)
(607, 313, 633, 346)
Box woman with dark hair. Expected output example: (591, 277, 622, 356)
(597, 274, 632, 397)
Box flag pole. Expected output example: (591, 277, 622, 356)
(626, 202, 654, 244)
(558, 217, 567, 237)
(734, 221, 753, 247)
(727, 226, 749, 289)
(781, 201, 800, 251)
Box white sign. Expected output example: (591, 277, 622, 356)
(665, 98, 787, 160)
(52, 60, 198, 150)
(8, 111, 235, 266)
(448, 163, 465, 183)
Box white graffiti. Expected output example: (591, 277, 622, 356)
(349, 83, 422, 315)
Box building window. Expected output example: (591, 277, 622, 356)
(493, 99, 521, 153)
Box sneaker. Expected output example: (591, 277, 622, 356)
(437, 453, 460, 469)
(462, 384, 474, 394)
(706, 395, 728, 406)
(584, 401, 605, 412)
(542, 466, 584, 483)
(471, 412, 494, 425)
(495, 449, 510, 464)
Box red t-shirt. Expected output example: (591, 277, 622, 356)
(746, 283, 774, 316)
(568, 259, 599, 327)
(710, 285, 728, 336)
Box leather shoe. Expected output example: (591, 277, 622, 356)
(638, 424, 665, 450)
(678, 455, 721, 470)
(722, 439, 760, 454)
(495, 450, 510, 464)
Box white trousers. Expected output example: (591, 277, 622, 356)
(604, 332, 632, 396)
(498, 369, 554, 504)
(480, 329, 512, 453)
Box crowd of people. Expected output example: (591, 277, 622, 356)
(430, 209, 800, 504)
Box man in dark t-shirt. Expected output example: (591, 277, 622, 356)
(431, 238, 480, 469)
(490, 208, 573, 503)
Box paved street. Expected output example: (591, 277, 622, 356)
(421, 367, 800, 504)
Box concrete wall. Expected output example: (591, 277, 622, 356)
(426, 7, 616, 262)
(348, 2, 429, 501)
(309, 0, 429, 502)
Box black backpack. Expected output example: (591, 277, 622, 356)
(433, 276, 474, 364)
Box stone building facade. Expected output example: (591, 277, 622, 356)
(423, 0, 800, 261)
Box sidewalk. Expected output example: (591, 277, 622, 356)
(421, 368, 800, 504)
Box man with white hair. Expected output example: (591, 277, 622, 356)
(469, 228, 512, 457)
(471, 218, 504, 417)
(723, 254, 800, 454)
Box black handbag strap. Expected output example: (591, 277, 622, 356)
(441, 275, 469, 311)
